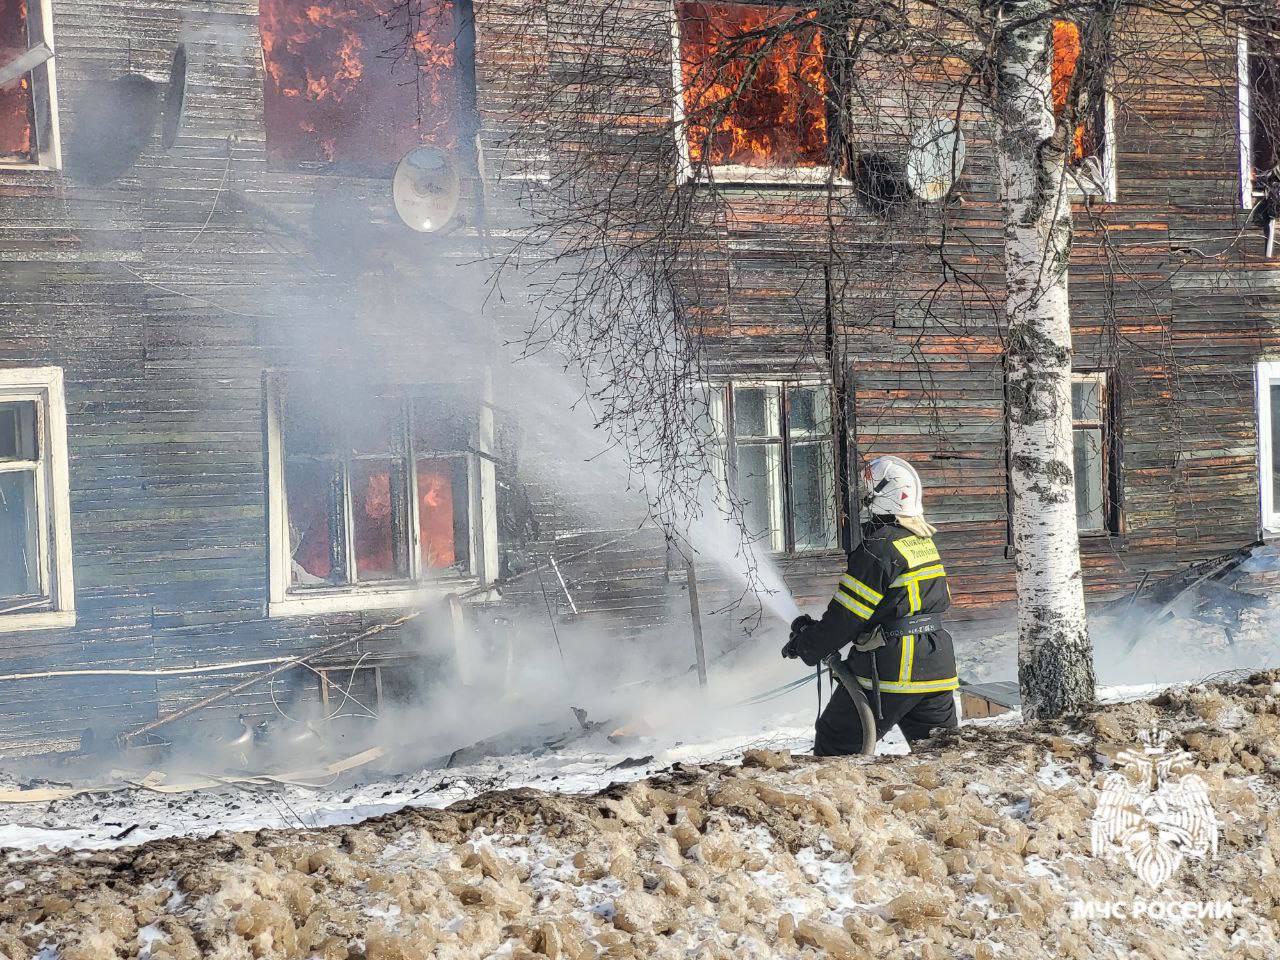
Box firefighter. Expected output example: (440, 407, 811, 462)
(782, 455, 959, 756)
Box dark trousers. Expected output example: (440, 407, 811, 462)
(814, 684, 958, 757)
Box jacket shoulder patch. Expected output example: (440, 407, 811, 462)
(892, 536, 940, 567)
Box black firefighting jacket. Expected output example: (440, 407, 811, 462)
(792, 517, 959, 695)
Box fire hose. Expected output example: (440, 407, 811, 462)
(823, 653, 878, 757)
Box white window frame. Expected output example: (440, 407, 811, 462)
(1257, 361, 1280, 534)
(705, 378, 839, 554)
(1239, 28, 1256, 210)
(670, 0, 840, 187)
(0, 0, 61, 170)
(264, 373, 498, 618)
(0, 366, 74, 631)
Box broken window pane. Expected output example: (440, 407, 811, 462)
(259, 0, 465, 174)
(412, 395, 470, 454)
(1250, 39, 1280, 180)
(677, 1, 828, 170)
(737, 442, 785, 551)
(1051, 20, 1103, 163)
(350, 459, 409, 581)
(0, 469, 40, 600)
(0, 0, 35, 163)
(417, 457, 467, 570)
(286, 459, 345, 586)
(1074, 427, 1106, 532)
(790, 440, 837, 551)
(733, 385, 781, 439)
(0, 400, 37, 461)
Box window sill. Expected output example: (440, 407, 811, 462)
(688, 165, 848, 189)
(269, 579, 478, 618)
(0, 160, 60, 173)
(0, 609, 75, 633)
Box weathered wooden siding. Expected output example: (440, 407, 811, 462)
(1, 1, 1279, 756)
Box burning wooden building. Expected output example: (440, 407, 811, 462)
(0, 0, 1278, 756)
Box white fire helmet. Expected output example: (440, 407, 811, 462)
(861, 455, 924, 518)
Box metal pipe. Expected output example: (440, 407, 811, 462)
(118, 611, 421, 747)
(549, 554, 579, 615)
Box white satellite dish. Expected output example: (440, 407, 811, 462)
(393, 147, 460, 233)
(905, 119, 966, 202)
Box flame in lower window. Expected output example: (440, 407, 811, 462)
(259, 0, 461, 173)
(1051, 20, 1086, 161)
(677, 1, 828, 170)
(0, 0, 34, 161)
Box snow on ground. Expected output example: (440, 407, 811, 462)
(0, 689, 917, 853)
(3, 673, 1280, 960)
(0, 679, 1175, 854)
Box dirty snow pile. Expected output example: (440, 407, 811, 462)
(4, 675, 1280, 959)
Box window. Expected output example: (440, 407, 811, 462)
(0, 366, 74, 631)
(0, 0, 59, 168)
(705, 381, 837, 552)
(258, 0, 469, 175)
(673, 0, 830, 183)
(1072, 371, 1118, 535)
(1257, 361, 1280, 533)
(1050, 20, 1113, 196)
(265, 376, 495, 616)
(1238, 28, 1280, 208)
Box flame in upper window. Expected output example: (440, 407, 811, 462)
(259, 0, 462, 174)
(0, 0, 34, 162)
(677, 1, 828, 170)
(1051, 20, 1086, 161)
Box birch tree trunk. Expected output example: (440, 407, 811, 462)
(995, 4, 1096, 719)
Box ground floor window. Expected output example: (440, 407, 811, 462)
(0, 366, 74, 631)
(265, 375, 494, 616)
(1257, 361, 1280, 532)
(1072, 370, 1120, 535)
(704, 380, 838, 553)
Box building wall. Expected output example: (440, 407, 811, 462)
(0, 1, 1277, 754)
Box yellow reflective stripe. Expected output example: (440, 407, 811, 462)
(899, 634, 915, 681)
(839, 574, 883, 604)
(832, 590, 875, 620)
(891, 564, 946, 588)
(856, 676, 959, 694)
(907, 581, 921, 614)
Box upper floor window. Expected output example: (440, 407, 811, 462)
(705, 381, 838, 552)
(0, 0, 59, 168)
(1256, 361, 1280, 533)
(674, 1, 830, 184)
(1238, 28, 1280, 209)
(1072, 371, 1120, 535)
(265, 375, 495, 617)
(1051, 20, 1113, 197)
(0, 366, 74, 632)
(258, 0, 470, 175)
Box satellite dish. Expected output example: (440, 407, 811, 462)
(161, 43, 188, 150)
(67, 45, 189, 184)
(393, 147, 460, 233)
(905, 119, 966, 202)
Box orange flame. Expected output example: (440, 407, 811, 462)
(677, 1, 828, 169)
(1051, 20, 1086, 161)
(0, 0, 34, 161)
(259, 0, 461, 172)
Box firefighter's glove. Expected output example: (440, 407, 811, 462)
(782, 614, 817, 662)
